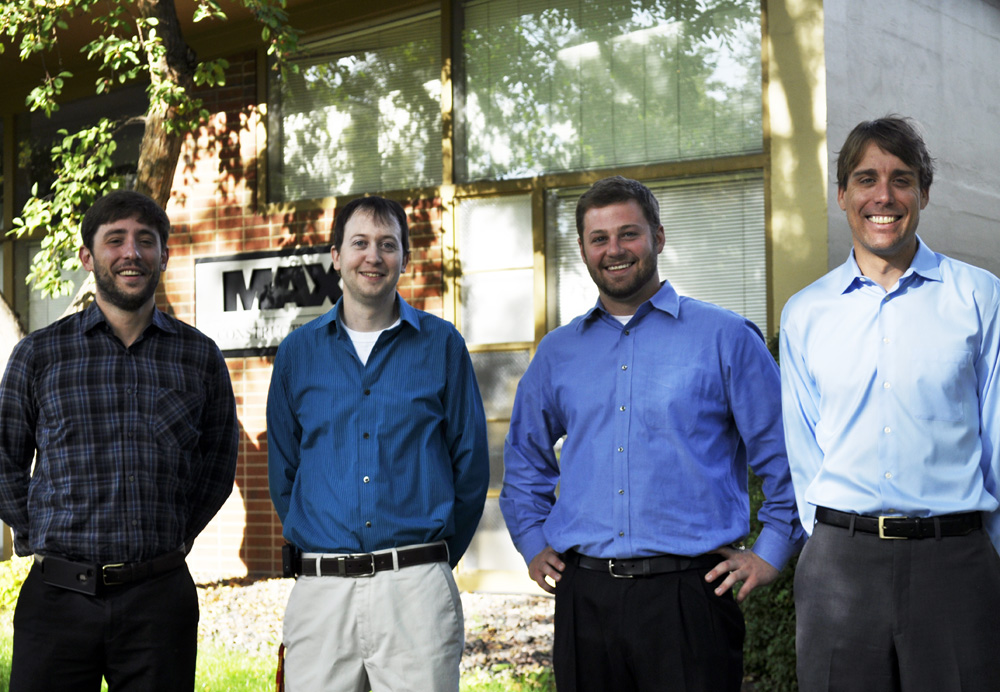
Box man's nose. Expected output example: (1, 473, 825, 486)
(874, 180, 895, 204)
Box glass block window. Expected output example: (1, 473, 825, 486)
(269, 11, 443, 201)
(459, 0, 762, 181)
(457, 195, 534, 344)
(546, 171, 766, 330)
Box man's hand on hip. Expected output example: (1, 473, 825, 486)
(528, 546, 565, 594)
(706, 545, 780, 604)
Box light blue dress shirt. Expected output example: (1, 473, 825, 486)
(500, 281, 805, 571)
(267, 296, 490, 566)
(780, 238, 1000, 552)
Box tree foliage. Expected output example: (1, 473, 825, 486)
(1, 0, 301, 298)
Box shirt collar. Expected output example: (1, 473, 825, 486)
(580, 280, 680, 329)
(80, 301, 174, 336)
(839, 235, 941, 294)
(313, 294, 419, 334)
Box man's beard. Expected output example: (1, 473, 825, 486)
(93, 261, 160, 312)
(586, 253, 658, 301)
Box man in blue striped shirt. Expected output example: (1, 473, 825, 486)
(501, 176, 805, 692)
(0, 190, 239, 691)
(267, 196, 490, 692)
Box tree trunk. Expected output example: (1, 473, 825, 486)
(133, 0, 198, 209)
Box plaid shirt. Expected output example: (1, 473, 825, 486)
(0, 303, 238, 564)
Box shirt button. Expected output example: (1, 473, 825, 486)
(618, 489, 624, 495)
(363, 476, 370, 483)
(884, 426, 892, 434)
(363, 432, 370, 439)
(363, 389, 371, 396)
(883, 337, 890, 344)
(619, 405, 626, 412)
(621, 365, 628, 370)
(619, 531, 625, 537)
(624, 330, 630, 335)
(617, 446, 624, 452)
(883, 382, 891, 389)
(365, 521, 372, 528)
(131, 520, 137, 526)
(128, 475, 135, 482)
(884, 472, 892, 479)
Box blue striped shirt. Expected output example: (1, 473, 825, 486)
(0, 303, 239, 563)
(501, 281, 805, 570)
(266, 296, 490, 566)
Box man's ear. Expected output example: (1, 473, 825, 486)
(79, 245, 94, 273)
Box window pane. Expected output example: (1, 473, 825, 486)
(458, 195, 533, 270)
(270, 12, 442, 200)
(547, 172, 767, 331)
(470, 349, 531, 420)
(460, 269, 534, 344)
(460, 0, 761, 181)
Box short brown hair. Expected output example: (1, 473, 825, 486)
(576, 176, 660, 239)
(332, 196, 410, 254)
(81, 190, 170, 251)
(836, 116, 935, 192)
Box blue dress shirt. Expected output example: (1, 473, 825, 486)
(500, 281, 805, 571)
(780, 238, 1000, 552)
(267, 296, 490, 566)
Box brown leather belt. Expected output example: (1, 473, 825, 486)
(293, 543, 448, 577)
(815, 506, 982, 539)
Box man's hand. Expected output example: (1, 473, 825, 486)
(705, 546, 780, 604)
(528, 546, 565, 594)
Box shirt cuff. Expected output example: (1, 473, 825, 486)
(750, 525, 799, 572)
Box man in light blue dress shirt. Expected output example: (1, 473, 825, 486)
(781, 116, 1000, 691)
(501, 176, 805, 692)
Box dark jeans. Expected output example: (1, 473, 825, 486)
(796, 523, 1000, 692)
(10, 561, 199, 692)
(553, 554, 744, 692)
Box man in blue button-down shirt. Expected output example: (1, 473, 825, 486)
(267, 196, 489, 692)
(781, 116, 1000, 691)
(501, 176, 805, 692)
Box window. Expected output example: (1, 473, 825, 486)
(269, 11, 443, 201)
(547, 172, 767, 330)
(458, 0, 762, 181)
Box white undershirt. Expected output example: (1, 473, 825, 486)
(343, 318, 400, 365)
(612, 314, 633, 326)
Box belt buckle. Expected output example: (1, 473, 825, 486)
(607, 559, 633, 579)
(102, 563, 126, 585)
(878, 515, 908, 540)
(342, 554, 376, 577)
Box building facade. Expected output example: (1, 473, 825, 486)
(1, 0, 998, 590)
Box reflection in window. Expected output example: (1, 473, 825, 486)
(459, 0, 762, 181)
(547, 172, 766, 330)
(269, 11, 442, 201)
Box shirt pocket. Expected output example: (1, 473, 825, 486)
(907, 349, 972, 422)
(153, 387, 206, 449)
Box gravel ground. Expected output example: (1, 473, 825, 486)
(195, 576, 554, 680)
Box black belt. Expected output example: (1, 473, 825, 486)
(568, 550, 721, 579)
(815, 506, 982, 539)
(37, 550, 187, 595)
(293, 543, 448, 577)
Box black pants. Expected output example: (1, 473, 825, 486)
(10, 561, 199, 692)
(796, 523, 1000, 692)
(553, 554, 744, 692)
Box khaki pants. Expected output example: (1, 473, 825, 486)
(282, 559, 464, 692)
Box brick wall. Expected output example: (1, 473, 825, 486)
(157, 51, 446, 578)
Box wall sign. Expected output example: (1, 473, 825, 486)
(195, 245, 340, 356)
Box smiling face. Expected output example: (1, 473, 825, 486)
(838, 141, 929, 277)
(79, 215, 168, 314)
(332, 209, 409, 315)
(578, 199, 665, 315)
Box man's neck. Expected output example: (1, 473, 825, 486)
(96, 297, 156, 347)
(855, 243, 918, 291)
(340, 294, 399, 332)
